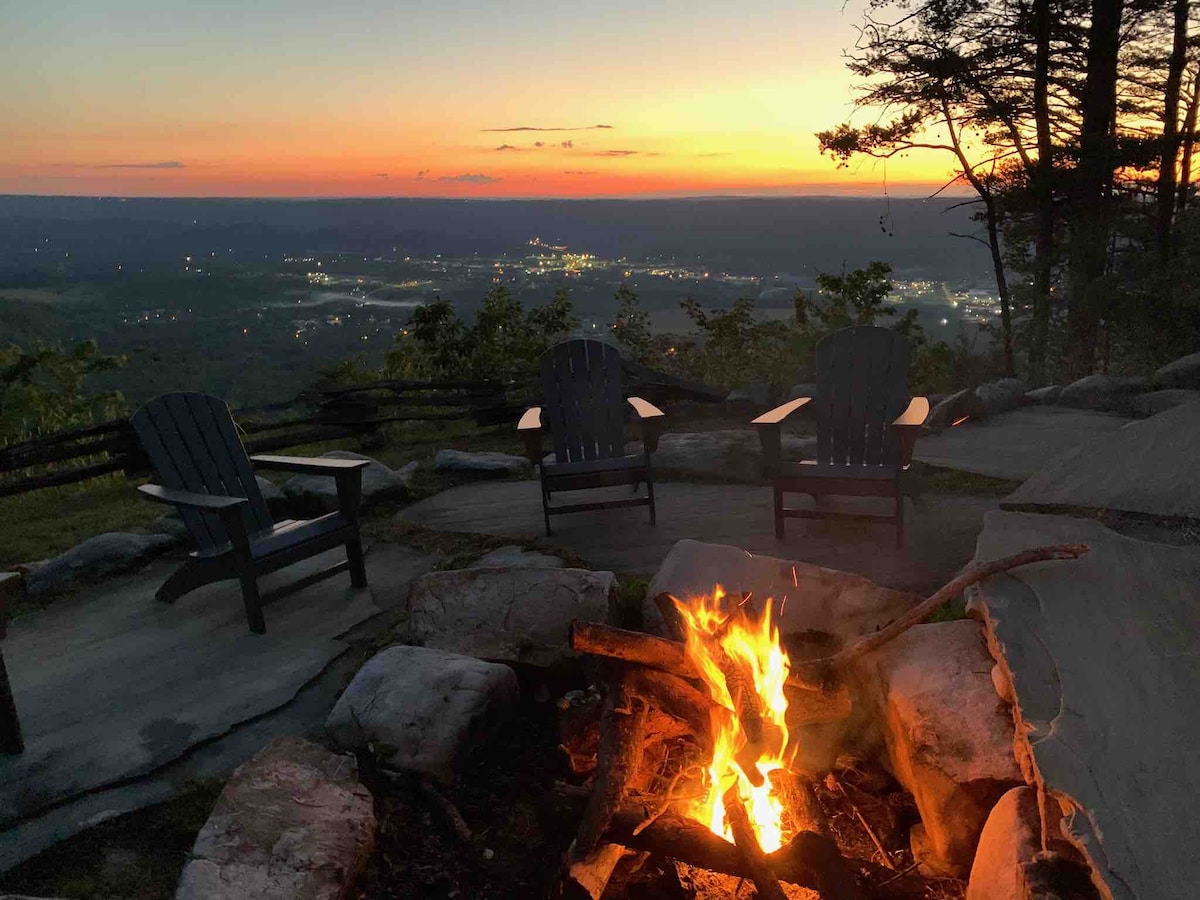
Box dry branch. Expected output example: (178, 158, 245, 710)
(571, 622, 695, 677)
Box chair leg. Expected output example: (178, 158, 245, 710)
(774, 485, 785, 539)
(647, 473, 657, 526)
(155, 559, 221, 604)
(895, 493, 905, 549)
(346, 537, 368, 589)
(0, 651, 24, 755)
(239, 572, 266, 635)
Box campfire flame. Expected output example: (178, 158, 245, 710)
(674, 586, 792, 852)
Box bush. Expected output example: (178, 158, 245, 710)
(1, 340, 127, 443)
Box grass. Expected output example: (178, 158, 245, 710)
(911, 462, 1022, 497)
(0, 780, 222, 900)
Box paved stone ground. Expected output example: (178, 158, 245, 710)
(0, 541, 434, 872)
(914, 406, 1135, 479)
(401, 480, 998, 596)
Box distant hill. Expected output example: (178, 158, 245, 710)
(0, 195, 992, 283)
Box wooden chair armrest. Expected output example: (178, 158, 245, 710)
(891, 397, 929, 466)
(138, 483, 249, 511)
(751, 397, 811, 426)
(627, 396, 665, 419)
(518, 407, 544, 464)
(250, 455, 370, 475)
(892, 397, 930, 427)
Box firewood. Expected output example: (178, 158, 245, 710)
(561, 843, 627, 900)
(624, 665, 726, 746)
(603, 807, 866, 898)
(722, 785, 788, 900)
(568, 665, 648, 864)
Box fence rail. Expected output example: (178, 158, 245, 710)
(0, 380, 506, 499)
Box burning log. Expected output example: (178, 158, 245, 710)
(722, 784, 788, 900)
(601, 806, 865, 898)
(568, 665, 647, 864)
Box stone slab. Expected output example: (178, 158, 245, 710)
(915, 406, 1135, 479)
(470, 545, 565, 568)
(401, 480, 997, 596)
(970, 510, 1200, 900)
(1002, 400, 1200, 520)
(0, 549, 386, 830)
(626, 430, 815, 482)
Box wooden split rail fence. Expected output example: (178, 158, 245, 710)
(0, 380, 506, 499)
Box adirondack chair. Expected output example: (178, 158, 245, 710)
(751, 326, 929, 547)
(518, 339, 665, 536)
(131, 393, 369, 634)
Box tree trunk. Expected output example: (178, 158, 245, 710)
(1155, 0, 1190, 260)
(1179, 64, 1200, 213)
(984, 194, 1016, 377)
(1029, 0, 1057, 383)
(1066, 0, 1124, 378)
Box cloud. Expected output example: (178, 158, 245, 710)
(534, 141, 544, 148)
(99, 160, 185, 169)
(416, 169, 429, 179)
(438, 173, 502, 184)
(697, 152, 732, 158)
(593, 150, 639, 157)
(481, 124, 614, 132)
(374, 172, 389, 177)
(561, 140, 574, 149)
(563, 170, 597, 175)
(494, 144, 524, 151)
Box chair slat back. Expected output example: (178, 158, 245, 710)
(540, 339, 625, 464)
(131, 393, 273, 552)
(813, 326, 911, 467)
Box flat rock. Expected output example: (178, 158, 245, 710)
(1155, 350, 1200, 389)
(628, 430, 815, 482)
(1003, 400, 1200, 519)
(969, 511, 1200, 900)
(1058, 374, 1147, 411)
(966, 786, 1040, 900)
(470, 545, 565, 568)
(433, 449, 530, 475)
(974, 378, 1028, 416)
(283, 451, 416, 513)
(644, 539, 917, 648)
(23, 532, 175, 597)
(325, 645, 518, 784)
(865, 619, 1021, 877)
(915, 406, 1135, 480)
(925, 388, 979, 432)
(405, 567, 616, 667)
(1128, 388, 1200, 418)
(174, 736, 374, 900)
(1025, 384, 1062, 404)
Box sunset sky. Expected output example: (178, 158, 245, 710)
(1, 0, 959, 198)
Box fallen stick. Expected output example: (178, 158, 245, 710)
(828, 773, 894, 870)
(722, 785, 788, 900)
(417, 777, 473, 843)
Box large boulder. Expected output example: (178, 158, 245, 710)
(865, 619, 1022, 878)
(405, 567, 617, 667)
(925, 388, 981, 431)
(433, 449, 530, 476)
(1128, 388, 1200, 418)
(644, 539, 917, 648)
(966, 787, 1041, 900)
(470, 545, 565, 569)
(24, 532, 175, 597)
(1155, 351, 1200, 389)
(283, 451, 416, 514)
(174, 736, 375, 900)
(725, 383, 770, 406)
(325, 645, 518, 785)
(788, 383, 817, 401)
(1058, 374, 1147, 411)
(974, 378, 1029, 416)
(1025, 384, 1062, 404)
